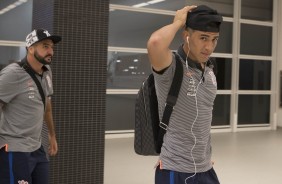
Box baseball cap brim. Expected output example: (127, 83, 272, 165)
(45, 35, 62, 44)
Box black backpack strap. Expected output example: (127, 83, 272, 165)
(156, 53, 183, 152)
(159, 53, 183, 130)
(18, 60, 46, 109)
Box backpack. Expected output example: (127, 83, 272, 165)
(134, 53, 183, 156)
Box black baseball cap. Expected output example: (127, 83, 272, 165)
(186, 5, 223, 32)
(25, 29, 61, 47)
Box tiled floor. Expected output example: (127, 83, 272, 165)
(104, 129, 282, 184)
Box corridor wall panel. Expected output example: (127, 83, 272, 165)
(32, 0, 108, 183)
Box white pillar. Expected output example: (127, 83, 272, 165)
(276, 0, 282, 127)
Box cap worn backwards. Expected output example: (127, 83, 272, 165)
(186, 5, 223, 32)
(25, 29, 61, 47)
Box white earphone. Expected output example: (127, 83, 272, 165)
(186, 36, 189, 44)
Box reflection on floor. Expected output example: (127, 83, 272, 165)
(104, 128, 282, 184)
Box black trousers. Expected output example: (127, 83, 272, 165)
(155, 165, 220, 184)
(0, 145, 49, 184)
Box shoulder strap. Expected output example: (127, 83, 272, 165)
(159, 53, 183, 130)
(156, 53, 183, 153)
(18, 60, 46, 109)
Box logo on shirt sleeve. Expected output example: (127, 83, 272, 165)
(209, 71, 217, 86)
(46, 75, 52, 88)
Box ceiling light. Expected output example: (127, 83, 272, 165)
(132, 0, 165, 8)
(7, 4, 17, 9)
(132, 3, 149, 8)
(147, 0, 165, 5)
(14, 1, 24, 6)
(0, 0, 29, 15)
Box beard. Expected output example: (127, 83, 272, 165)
(34, 50, 52, 65)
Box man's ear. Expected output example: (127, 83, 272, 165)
(27, 46, 34, 54)
(182, 31, 190, 43)
(27, 47, 31, 54)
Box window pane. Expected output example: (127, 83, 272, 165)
(214, 57, 232, 90)
(239, 59, 271, 90)
(241, 0, 273, 21)
(106, 94, 136, 131)
(106, 94, 231, 131)
(212, 95, 230, 126)
(191, 0, 234, 18)
(240, 24, 272, 56)
(238, 95, 270, 125)
(107, 52, 151, 89)
(109, 10, 230, 49)
(109, 10, 183, 49)
(110, 0, 186, 10)
(0, 0, 32, 41)
(110, 0, 234, 17)
(0, 46, 26, 70)
(214, 21, 233, 54)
